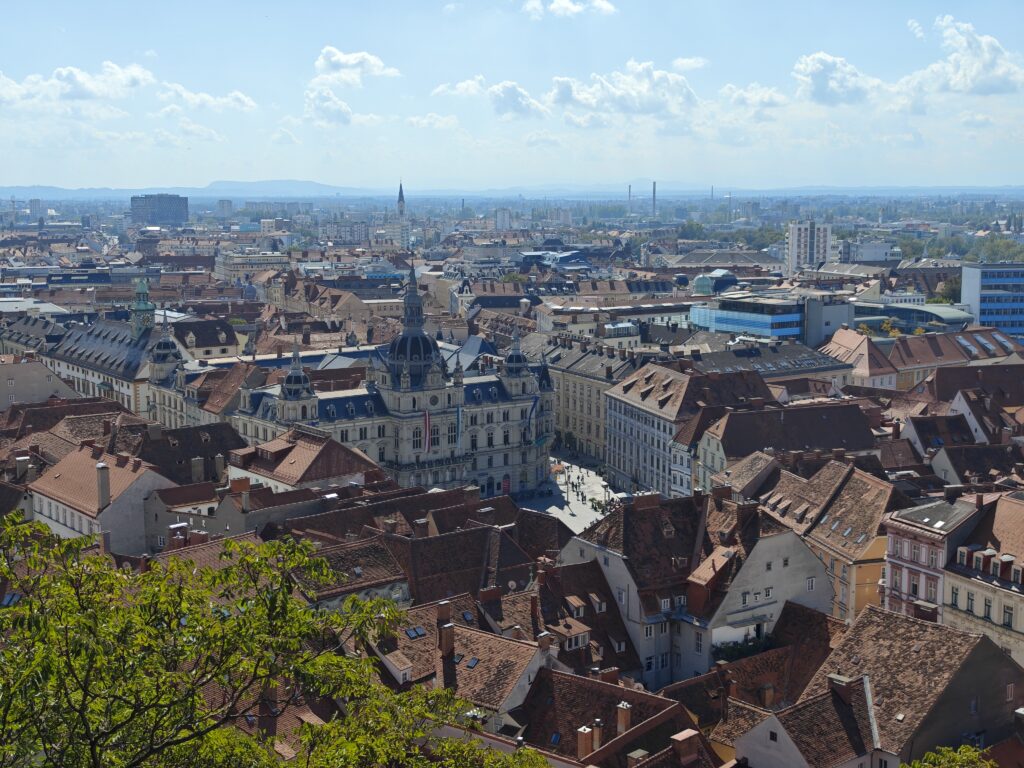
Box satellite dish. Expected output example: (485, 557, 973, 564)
(508, 580, 517, 591)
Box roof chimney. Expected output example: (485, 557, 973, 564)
(190, 456, 204, 484)
(96, 462, 110, 511)
(591, 719, 603, 751)
(827, 673, 855, 705)
(617, 701, 632, 735)
(437, 599, 452, 626)
(670, 730, 701, 763)
(576, 726, 593, 760)
(438, 622, 455, 657)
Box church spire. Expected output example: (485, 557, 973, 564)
(402, 265, 424, 330)
(397, 182, 406, 218)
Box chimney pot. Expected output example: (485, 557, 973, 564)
(576, 726, 594, 761)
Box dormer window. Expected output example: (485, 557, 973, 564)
(958, 549, 967, 566)
(974, 555, 984, 571)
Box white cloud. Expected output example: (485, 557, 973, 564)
(488, 81, 548, 118)
(672, 57, 708, 72)
(907, 19, 925, 40)
(548, 59, 697, 118)
(176, 116, 224, 142)
(960, 111, 994, 128)
(432, 75, 486, 97)
(271, 127, 300, 144)
(432, 75, 546, 119)
(0, 61, 154, 119)
(522, 0, 615, 19)
(311, 46, 400, 88)
(52, 61, 155, 99)
(720, 82, 787, 111)
(407, 112, 459, 129)
(564, 111, 609, 128)
(908, 15, 1024, 95)
(143, 49, 158, 59)
(792, 51, 879, 104)
(304, 84, 353, 125)
(442, 2, 460, 13)
(159, 82, 257, 111)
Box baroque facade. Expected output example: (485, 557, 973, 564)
(229, 269, 554, 496)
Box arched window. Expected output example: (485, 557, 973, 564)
(412, 427, 423, 450)
(470, 432, 478, 450)
(486, 430, 495, 448)
(300, 405, 308, 420)
(430, 424, 440, 448)
(503, 428, 510, 446)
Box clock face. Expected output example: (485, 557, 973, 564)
(141, 315, 153, 327)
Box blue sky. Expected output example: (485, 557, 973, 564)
(1, 1, 1023, 189)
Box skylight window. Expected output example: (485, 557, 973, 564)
(466, 657, 479, 669)
(462, 611, 474, 622)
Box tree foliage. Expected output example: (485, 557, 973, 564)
(902, 744, 997, 768)
(0, 516, 545, 768)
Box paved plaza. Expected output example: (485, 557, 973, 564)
(520, 452, 615, 534)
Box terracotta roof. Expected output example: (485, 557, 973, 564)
(28, 445, 165, 517)
(800, 605, 988, 755)
(906, 414, 975, 450)
(776, 681, 873, 768)
(708, 699, 770, 747)
(384, 525, 533, 604)
(607, 363, 774, 423)
(377, 600, 540, 711)
(295, 535, 405, 602)
(578, 495, 702, 596)
(819, 328, 897, 379)
(154, 531, 262, 569)
(518, 667, 693, 764)
(704, 403, 876, 460)
(959, 492, 1024, 561)
(229, 427, 377, 487)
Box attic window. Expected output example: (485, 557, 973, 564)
(462, 611, 474, 622)
(452, 653, 464, 664)
(842, 527, 852, 537)
(466, 657, 479, 669)
(550, 733, 561, 746)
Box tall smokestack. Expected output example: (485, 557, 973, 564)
(652, 181, 657, 217)
(628, 184, 632, 214)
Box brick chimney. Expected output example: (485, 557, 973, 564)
(413, 518, 429, 538)
(191, 456, 204, 483)
(617, 701, 632, 735)
(576, 726, 593, 760)
(670, 729, 701, 763)
(437, 599, 452, 625)
(592, 719, 603, 750)
(626, 750, 649, 768)
(827, 673, 855, 705)
(96, 462, 110, 510)
(438, 622, 455, 656)
(537, 631, 553, 652)
(892, 420, 901, 440)
(479, 585, 502, 603)
(759, 683, 775, 708)
(214, 453, 225, 479)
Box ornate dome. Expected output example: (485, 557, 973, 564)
(282, 342, 314, 400)
(503, 332, 528, 375)
(383, 267, 445, 388)
(150, 320, 182, 364)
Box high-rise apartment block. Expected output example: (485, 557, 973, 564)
(785, 220, 835, 275)
(130, 194, 189, 227)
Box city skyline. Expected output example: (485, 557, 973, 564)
(2, 1, 1024, 189)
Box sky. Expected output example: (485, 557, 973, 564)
(2, 1, 1023, 191)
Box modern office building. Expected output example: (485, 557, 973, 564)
(688, 291, 852, 346)
(130, 194, 189, 227)
(785, 220, 835, 275)
(961, 263, 1024, 338)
